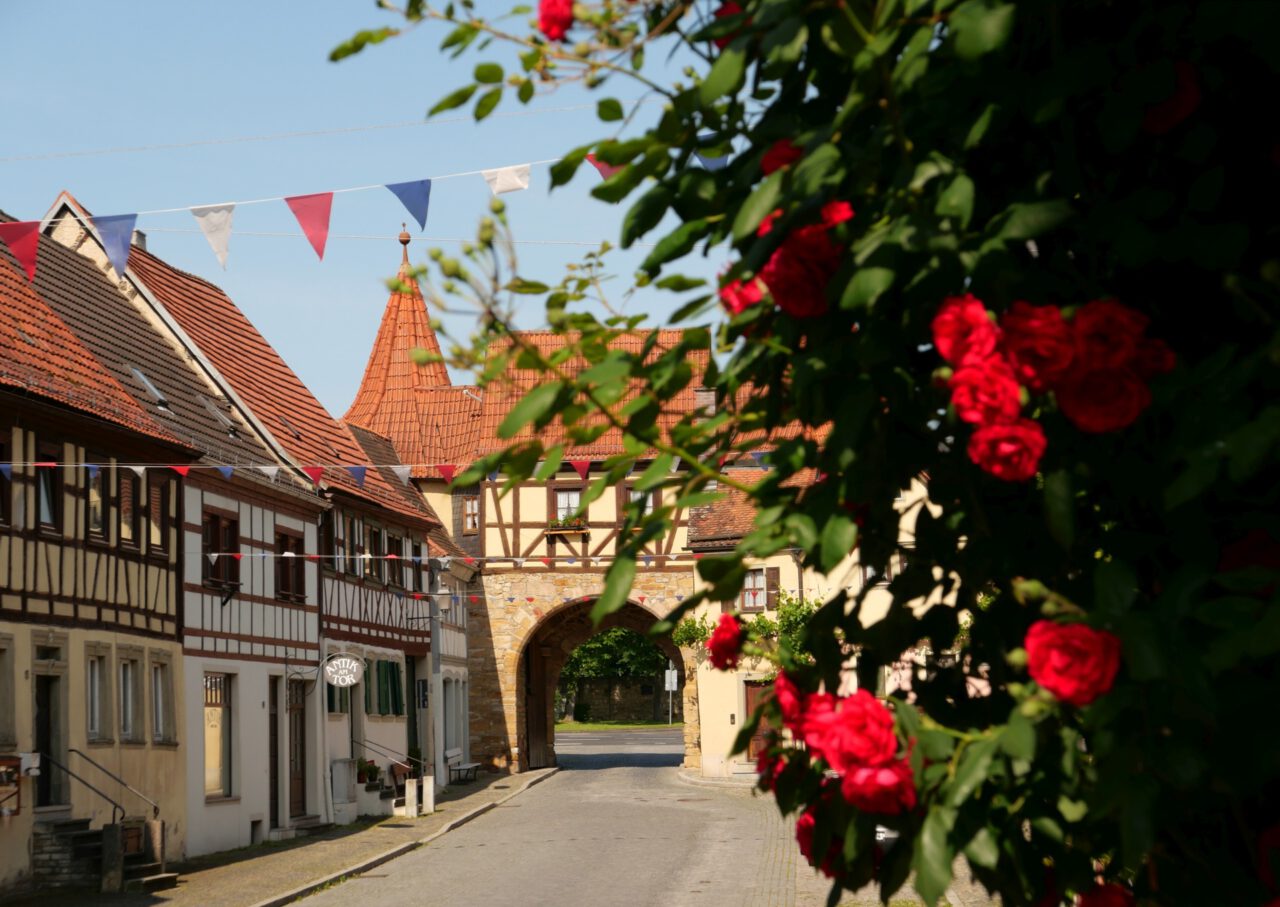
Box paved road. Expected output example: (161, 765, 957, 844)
(300, 728, 808, 907)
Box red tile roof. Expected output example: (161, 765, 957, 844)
(124, 246, 437, 528)
(688, 466, 820, 548)
(0, 217, 183, 447)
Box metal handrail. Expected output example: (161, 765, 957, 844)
(68, 749, 160, 818)
(353, 739, 425, 773)
(40, 752, 125, 825)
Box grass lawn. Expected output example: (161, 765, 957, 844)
(555, 719, 684, 732)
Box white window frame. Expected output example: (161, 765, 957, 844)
(555, 489, 581, 521)
(118, 650, 144, 743)
(149, 650, 175, 744)
(740, 567, 767, 612)
(86, 644, 113, 743)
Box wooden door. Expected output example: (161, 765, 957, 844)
(744, 681, 773, 760)
(287, 680, 306, 817)
(34, 676, 57, 806)
(268, 680, 280, 828)
(526, 649, 549, 769)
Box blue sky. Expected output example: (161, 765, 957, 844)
(0, 1, 717, 415)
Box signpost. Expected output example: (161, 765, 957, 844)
(323, 654, 364, 687)
(664, 662, 678, 725)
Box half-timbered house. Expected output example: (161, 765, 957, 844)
(40, 196, 335, 856)
(1, 213, 197, 890)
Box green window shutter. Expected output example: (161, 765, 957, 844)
(393, 663, 404, 715)
(379, 661, 391, 716)
(364, 660, 372, 714)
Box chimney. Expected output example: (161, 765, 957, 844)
(131, 229, 146, 251)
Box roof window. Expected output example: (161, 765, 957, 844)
(277, 414, 303, 440)
(130, 366, 172, 413)
(200, 394, 240, 439)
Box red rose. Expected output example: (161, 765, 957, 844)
(967, 418, 1046, 482)
(1258, 823, 1280, 890)
(772, 671, 806, 731)
(802, 689, 898, 773)
(1025, 619, 1122, 707)
(950, 356, 1023, 426)
(1000, 302, 1075, 391)
(761, 139, 803, 174)
(757, 208, 782, 237)
(1076, 883, 1135, 907)
(719, 277, 765, 316)
(795, 805, 844, 879)
(759, 205, 851, 319)
(1070, 299, 1149, 371)
(932, 294, 999, 366)
(840, 758, 917, 814)
(1131, 337, 1176, 379)
(1057, 367, 1152, 433)
(711, 1, 744, 49)
(1142, 60, 1201, 135)
(756, 745, 785, 792)
(538, 0, 573, 41)
(707, 613, 744, 669)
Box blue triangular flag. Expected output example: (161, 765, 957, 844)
(643, 556, 652, 567)
(91, 214, 138, 276)
(487, 470, 499, 483)
(86, 464, 100, 480)
(452, 595, 460, 606)
(0, 464, 10, 480)
(217, 466, 235, 480)
(346, 465, 367, 488)
(386, 180, 432, 231)
(507, 596, 515, 603)
(411, 556, 422, 566)
(566, 557, 576, 565)
(749, 451, 766, 467)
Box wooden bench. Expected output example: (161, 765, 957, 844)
(445, 748, 481, 784)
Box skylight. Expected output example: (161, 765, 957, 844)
(277, 414, 302, 440)
(200, 394, 240, 439)
(130, 366, 172, 412)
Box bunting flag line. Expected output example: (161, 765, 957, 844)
(385, 180, 432, 230)
(128, 465, 147, 478)
(481, 164, 531, 195)
(436, 464, 457, 483)
(91, 213, 137, 276)
(0, 464, 12, 481)
(170, 465, 190, 477)
(346, 465, 367, 488)
(391, 465, 412, 485)
(217, 466, 235, 479)
(749, 450, 766, 467)
(302, 465, 325, 485)
(569, 460, 591, 481)
(585, 153, 622, 180)
(0, 220, 40, 282)
(86, 464, 100, 480)
(256, 465, 280, 480)
(284, 192, 334, 260)
(190, 203, 235, 269)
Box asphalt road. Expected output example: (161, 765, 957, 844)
(299, 727, 811, 907)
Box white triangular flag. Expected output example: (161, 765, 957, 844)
(129, 465, 147, 479)
(208, 553, 219, 565)
(513, 558, 525, 568)
(481, 164, 531, 195)
(391, 465, 412, 485)
(191, 204, 234, 269)
(256, 465, 280, 481)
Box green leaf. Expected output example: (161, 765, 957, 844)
(329, 27, 399, 62)
(549, 145, 591, 188)
(912, 807, 956, 905)
(429, 83, 478, 116)
(497, 381, 562, 439)
(621, 185, 672, 248)
(964, 827, 999, 870)
(591, 554, 636, 622)
(1057, 795, 1088, 823)
(950, 1, 1016, 61)
(699, 46, 746, 107)
(1094, 559, 1138, 617)
(633, 454, 673, 492)
(474, 62, 504, 83)
(1043, 469, 1074, 550)
(597, 98, 624, 121)
(506, 278, 549, 295)
(641, 218, 710, 275)
(995, 199, 1072, 241)
(935, 173, 975, 229)
(840, 267, 895, 310)
(517, 79, 534, 104)
(732, 171, 783, 240)
(474, 87, 502, 121)
(534, 447, 564, 481)
(655, 274, 707, 292)
(1000, 709, 1035, 761)
(819, 515, 858, 573)
(946, 737, 997, 807)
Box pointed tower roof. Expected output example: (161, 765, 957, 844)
(344, 232, 483, 476)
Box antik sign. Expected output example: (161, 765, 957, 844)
(323, 654, 364, 687)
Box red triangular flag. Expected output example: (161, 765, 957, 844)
(302, 466, 324, 485)
(437, 464, 457, 483)
(569, 460, 591, 481)
(540, 557, 552, 567)
(0, 221, 39, 282)
(170, 465, 190, 477)
(526, 596, 535, 603)
(585, 153, 622, 180)
(469, 595, 479, 604)
(284, 193, 334, 260)
(638, 595, 646, 603)
(306, 554, 320, 562)
(231, 553, 243, 561)
(464, 556, 475, 565)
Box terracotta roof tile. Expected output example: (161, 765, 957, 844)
(688, 466, 820, 548)
(0, 250, 182, 446)
(124, 246, 436, 527)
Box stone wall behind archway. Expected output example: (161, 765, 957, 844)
(468, 566, 697, 772)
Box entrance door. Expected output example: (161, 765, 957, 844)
(744, 681, 773, 760)
(287, 680, 306, 817)
(268, 680, 280, 828)
(526, 649, 549, 769)
(34, 675, 59, 805)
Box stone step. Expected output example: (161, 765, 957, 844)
(122, 872, 180, 893)
(124, 860, 162, 877)
(39, 817, 91, 833)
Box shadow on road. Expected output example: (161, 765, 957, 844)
(554, 728, 685, 771)
(557, 750, 683, 770)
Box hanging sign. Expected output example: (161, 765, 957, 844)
(324, 654, 364, 687)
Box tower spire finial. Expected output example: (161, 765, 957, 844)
(398, 223, 410, 265)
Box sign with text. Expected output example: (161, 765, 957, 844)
(324, 655, 364, 687)
(664, 669, 678, 692)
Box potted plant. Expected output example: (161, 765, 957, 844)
(547, 516, 587, 532)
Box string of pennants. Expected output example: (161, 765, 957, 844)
(0, 451, 772, 486)
(0, 142, 731, 283)
(203, 550, 732, 567)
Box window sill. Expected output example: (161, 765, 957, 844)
(151, 739, 179, 749)
(204, 795, 240, 805)
(86, 738, 115, 747)
(119, 739, 147, 748)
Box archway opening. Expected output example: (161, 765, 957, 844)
(518, 598, 686, 770)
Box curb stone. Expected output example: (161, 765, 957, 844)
(676, 770, 757, 790)
(246, 767, 561, 907)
